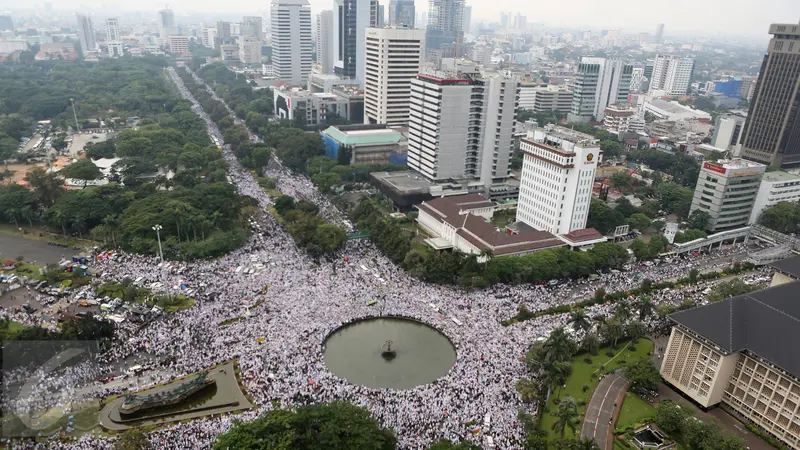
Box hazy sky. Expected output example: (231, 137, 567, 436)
(41, 0, 800, 38)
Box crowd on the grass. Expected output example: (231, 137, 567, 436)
(0, 65, 774, 450)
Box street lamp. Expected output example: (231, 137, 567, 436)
(152, 224, 164, 261)
(70, 98, 80, 132)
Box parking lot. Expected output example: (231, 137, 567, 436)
(67, 131, 109, 157)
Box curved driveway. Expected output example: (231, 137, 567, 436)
(581, 373, 628, 449)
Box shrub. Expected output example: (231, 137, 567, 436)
(606, 351, 615, 357)
(584, 357, 593, 364)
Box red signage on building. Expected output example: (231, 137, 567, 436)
(703, 162, 727, 175)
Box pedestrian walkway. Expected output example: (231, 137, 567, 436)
(581, 373, 628, 450)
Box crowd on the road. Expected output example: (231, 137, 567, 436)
(0, 66, 774, 450)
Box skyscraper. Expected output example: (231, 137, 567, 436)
(388, 0, 415, 27)
(568, 57, 632, 123)
(316, 10, 334, 74)
(654, 23, 664, 43)
(377, 4, 385, 27)
(105, 18, 123, 58)
(158, 8, 177, 41)
(240, 16, 263, 63)
(332, 0, 379, 82)
(242, 16, 263, 42)
(271, 0, 312, 85)
(0, 15, 13, 31)
(425, 0, 464, 59)
(216, 21, 233, 46)
(363, 26, 424, 126)
(461, 5, 471, 35)
(648, 55, 694, 96)
(740, 23, 800, 168)
(76, 14, 96, 54)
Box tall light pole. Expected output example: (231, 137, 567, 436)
(70, 98, 80, 132)
(152, 224, 164, 261)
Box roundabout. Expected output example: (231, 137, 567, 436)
(322, 316, 457, 390)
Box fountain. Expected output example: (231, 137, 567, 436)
(323, 317, 456, 389)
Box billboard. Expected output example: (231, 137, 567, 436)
(703, 162, 727, 175)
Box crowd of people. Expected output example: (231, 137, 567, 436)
(0, 66, 775, 450)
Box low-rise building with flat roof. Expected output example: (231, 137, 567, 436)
(320, 124, 406, 165)
(749, 171, 800, 224)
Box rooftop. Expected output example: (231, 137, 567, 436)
(708, 158, 767, 170)
(771, 255, 800, 279)
(541, 125, 596, 144)
(762, 171, 800, 183)
(322, 125, 402, 146)
(670, 273, 800, 379)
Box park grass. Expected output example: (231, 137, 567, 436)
(616, 392, 656, 431)
(11, 262, 43, 278)
(538, 338, 654, 440)
(0, 223, 97, 248)
(7, 320, 24, 334)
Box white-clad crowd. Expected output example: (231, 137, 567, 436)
(0, 66, 769, 450)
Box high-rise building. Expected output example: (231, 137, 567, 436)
(76, 14, 96, 54)
(517, 126, 600, 235)
(377, 4, 385, 27)
(158, 8, 177, 41)
(517, 84, 573, 114)
(364, 26, 424, 126)
(689, 158, 766, 232)
(316, 11, 334, 74)
(407, 70, 519, 188)
(239, 38, 262, 63)
(388, 0, 415, 27)
(462, 5, 471, 35)
(568, 57, 632, 123)
(654, 23, 664, 43)
(168, 35, 189, 56)
(630, 66, 645, 92)
(333, 0, 380, 82)
(201, 27, 218, 49)
(425, 0, 464, 59)
(271, 0, 313, 86)
(511, 13, 526, 31)
(242, 16, 263, 42)
(711, 113, 746, 153)
(105, 18, 123, 58)
(216, 21, 233, 46)
(740, 23, 800, 168)
(648, 55, 694, 96)
(0, 15, 13, 31)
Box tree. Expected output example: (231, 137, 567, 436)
(688, 268, 699, 283)
(647, 234, 667, 258)
(627, 213, 651, 232)
(630, 238, 650, 261)
(569, 309, 592, 333)
(587, 242, 629, 269)
(572, 438, 601, 450)
(654, 400, 688, 435)
(582, 333, 600, 356)
(600, 319, 624, 347)
(540, 327, 578, 364)
(24, 167, 65, 206)
(626, 359, 660, 394)
(688, 209, 710, 230)
(212, 402, 396, 450)
(61, 159, 102, 187)
(551, 397, 580, 438)
(626, 320, 647, 344)
(587, 199, 626, 234)
(52, 133, 68, 152)
(274, 195, 296, 216)
(657, 182, 694, 218)
(113, 429, 152, 450)
(515, 377, 540, 403)
(635, 297, 654, 321)
(758, 202, 800, 234)
(611, 172, 632, 191)
(707, 278, 761, 302)
(674, 228, 707, 244)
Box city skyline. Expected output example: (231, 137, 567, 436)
(6, 0, 800, 38)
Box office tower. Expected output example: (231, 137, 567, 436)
(242, 16, 263, 42)
(363, 26, 424, 126)
(377, 4, 385, 27)
(512, 13, 526, 31)
(416, 12, 427, 29)
(425, 0, 464, 59)
(500, 12, 511, 29)
(408, 70, 519, 186)
(201, 27, 218, 49)
(0, 14, 13, 30)
(648, 55, 694, 96)
(271, 0, 312, 85)
(105, 18, 123, 58)
(630, 66, 645, 92)
(158, 8, 177, 40)
(654, 23, 664, 43)
(644, 59, 654, 78)
(316, 11, 334, 74)
(388, 0, 415, 27)
(76, 14, 96, 54)
(712, 114, 746, 152)
(333, 0, 379, 82)
(216, 21, 232, 46)
(239, 38, 262, 63)
(740, 23, 800, 168)
(517, 127, 600, 235)
(568, 57, 632, 123)
(689, 158, 766, 232)
(462, 5, 471, 35)
(749, 171, 800, 223)
(517, 84, 573, 113)
(168, 35, 189, 55)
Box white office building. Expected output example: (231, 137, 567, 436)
(158, 8, 177, 42)
(689, 159, 766, 232)
(363, 26, 424, 126)
(201, 27, 218, 49)
(603, 105, 644, 136)
(271, 0, 313, 86)
(649, 55, 695, 96)
(630, 66, 645, 92)
(712, 114, 747, 154)
(104, 18, 123, 58)
(568, 57, 632, 123)
(408, 70, 519, 187)
(518, 84, 573, 114)
(76, 14, 97, 54)
(749, 171, 800, 224)
(316, 10, 334, 74)
(168, 35, 189, 56)
(517, 126, 601, 235)
(239, 37, 262, 63)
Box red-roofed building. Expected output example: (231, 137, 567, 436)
(416, 194, 564, 260)
(559, 228, 607, 249)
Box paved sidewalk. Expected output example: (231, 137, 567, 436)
(581, 374, 628, 449)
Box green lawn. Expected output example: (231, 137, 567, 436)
(616, 392, 656, 431)
(538, 338, 654, 439)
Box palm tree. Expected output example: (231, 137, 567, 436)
(636, 296, 655, 321)
(573, 438, 601, 450)
(542, 327, 577, 364)
(569, 309, 592, 333)
(582, 332, 600, 356)
(102, 215, 120, 248)
(551, 361, 573, 399)
(614, 299, 632, 323)
(552, 396, 580, 439)
(515, 377, 539, 403)
(601, 319, 624, 348)
(626, 320, 647, 344)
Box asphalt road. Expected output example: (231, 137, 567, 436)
(0, 234, 76, 265)
(582, 373, 628, 449)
